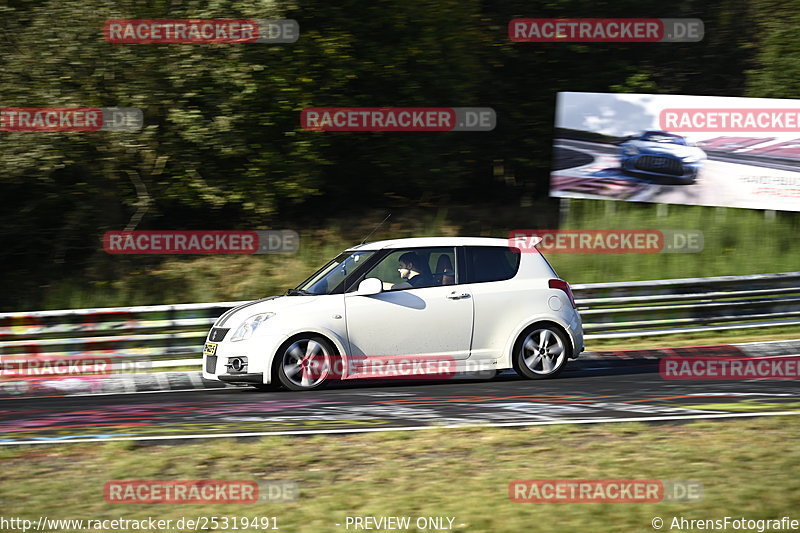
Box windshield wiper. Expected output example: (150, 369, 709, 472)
(286, 288, 313, 296)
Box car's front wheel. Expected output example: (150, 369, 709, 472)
(513, 325, 570, 380)
(276, 335, 337, 391)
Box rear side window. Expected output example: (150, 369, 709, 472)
(465, 246, 520, 283)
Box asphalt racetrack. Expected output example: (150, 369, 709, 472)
(3, 351, 800, 445)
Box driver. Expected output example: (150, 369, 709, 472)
(392, 251, 434, 289)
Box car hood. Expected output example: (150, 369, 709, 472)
(214, 294, 323, 328)
(629, 141, 704, 158)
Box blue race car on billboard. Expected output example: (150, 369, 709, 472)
(619, 131, 706, 184)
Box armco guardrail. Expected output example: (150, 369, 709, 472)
(576, 271, 800, 339)
(1, 272, 798, 370)
(0, 301, 247, 372)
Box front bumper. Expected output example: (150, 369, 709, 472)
(203, 334, 284, 385)
(218, 373, 264, 384)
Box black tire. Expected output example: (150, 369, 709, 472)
(275, 335, 337, 391)
(512, 324, 571, 380)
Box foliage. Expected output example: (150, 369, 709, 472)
(0, 0, 785, 308)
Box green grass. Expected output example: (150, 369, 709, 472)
(547, 200, 800, 282)
(1, 417, 799, 532)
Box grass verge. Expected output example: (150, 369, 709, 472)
(1, 417, 799, 532)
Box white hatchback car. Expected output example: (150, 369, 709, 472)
(202, 237, 584, 390)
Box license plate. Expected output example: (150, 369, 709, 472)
(203, 342, 218, 356)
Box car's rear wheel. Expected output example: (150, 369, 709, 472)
(276, 335, 337, 391)
(513, 325, 570, 380)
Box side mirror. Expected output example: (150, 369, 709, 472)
(354, 277, 383, 296)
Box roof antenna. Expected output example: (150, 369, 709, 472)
(360, 213, 391, 245)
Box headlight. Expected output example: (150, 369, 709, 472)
(230, 312, 275, 342)
(622, 146, 639, 156)
(682, 153, 703, 163)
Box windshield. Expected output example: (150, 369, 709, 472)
(641, 133, 686, 145)
(294, 250, 376, 295)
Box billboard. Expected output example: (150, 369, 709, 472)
(550, 92, 800, 211)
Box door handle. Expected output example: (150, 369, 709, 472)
(447, 292, 470, 300)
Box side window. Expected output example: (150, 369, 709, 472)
(466, 246, 520, 283)
(364, 247, 457, 290)
(429, 250, 456, 286)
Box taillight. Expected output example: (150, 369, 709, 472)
(549, 279, 576, 309)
